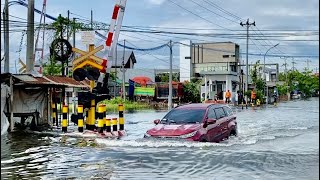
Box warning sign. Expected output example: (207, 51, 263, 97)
(81, 31, 95, 45)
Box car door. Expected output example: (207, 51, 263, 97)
(213, 107, 228, 142)
(205, 107, 221, 142)
(223, 106, 236, 136)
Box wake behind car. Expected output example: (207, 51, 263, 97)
(144, 103, 237, 142)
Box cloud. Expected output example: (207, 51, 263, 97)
(145, 0, 166, 5)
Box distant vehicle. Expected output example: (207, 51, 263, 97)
(144, 103, 237, 142)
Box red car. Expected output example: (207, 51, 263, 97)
(144, 103, 237, 142)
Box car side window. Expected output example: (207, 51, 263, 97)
(214, 108, 226, 119)
(223, 106, 233, 116)
(207, 108, 217, 119)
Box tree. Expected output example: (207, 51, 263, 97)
(42, 56, 62, 76)
(182, 78, 201, 103)
(44, 15, 84, 76)
(155, 73, 180, 82)
(249, 60, 265, 102)
(276, 69, 319, 98)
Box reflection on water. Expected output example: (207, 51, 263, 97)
(1, 98, 319, 180)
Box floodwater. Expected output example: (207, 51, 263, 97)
(1, 98, 319, 180)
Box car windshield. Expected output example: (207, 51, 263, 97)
(161, 108, 206, 124)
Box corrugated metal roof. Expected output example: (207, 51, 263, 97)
(12, 74, 89, 88)
(13, 75, 39, 82)
(46, 76, 89, 88)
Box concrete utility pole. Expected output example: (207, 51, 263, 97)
(168, 40, 173, 110)
(240, 19, 255, 103)
(4, 0, 9, 73)
(26, 0, 35, 73)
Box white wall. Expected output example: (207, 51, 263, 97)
(179, 40, 192, 82)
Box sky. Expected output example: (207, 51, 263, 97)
(1, 0, 319, 74)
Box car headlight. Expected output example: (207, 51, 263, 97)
(144, 132, 151, 138)
(179, 131, 197, 139)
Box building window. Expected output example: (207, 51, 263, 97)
(222, 55, 229, 58)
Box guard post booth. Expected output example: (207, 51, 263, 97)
(0, 73, 89, 133)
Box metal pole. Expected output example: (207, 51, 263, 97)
(122, 40, 126, 101)
(264, 43, 279, 104)
(168, 40, 173, 110)
(40, 0, 47, 74)
(4, 0, 9, 73)
(91, 9, 93, 29)
(245, 22, 249, 103)
(114, 45, 117, 98)
(26, 0, 35, 73)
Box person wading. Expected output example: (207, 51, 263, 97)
(251, 89, 257, 106)
(225, 90, 232, 104)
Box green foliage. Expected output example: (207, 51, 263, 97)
(47, 15, 85, 39)
(245, 90, 251, 99)
(278, 72, 287, 82)
(250, 60, 265, 92)
(100, 97, 150, 110)
(278, 70, 319, 98)
(43, 56, 62, 76)
(276, 84, 289, 96)
(256, 90, 264, 102)
(155, 73, 180, 82)
(182, 78, 201, 103)
(110, 71, 117, 81)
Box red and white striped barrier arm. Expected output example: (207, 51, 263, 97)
(98, 0, 127, 83)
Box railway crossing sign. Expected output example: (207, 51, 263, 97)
(72, 44, 107, 81)
(19, 59, 26, 73)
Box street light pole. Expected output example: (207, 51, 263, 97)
(263, 43, 279, 104)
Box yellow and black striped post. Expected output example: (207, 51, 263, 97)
(87, 99, 96, 130)
(106, 118, 111, 133)
(78, 105, 84, 132)
(97, 104, 104, 134)
(52, 103, 57, 126)
(118, 104, 124, 131)
(103, 105, 106, 130)
(62, 105, 68, 132)
(112, 117, 118, 132)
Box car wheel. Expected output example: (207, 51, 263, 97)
(200, 136, 208, 142)
(230, 129, 237, 136)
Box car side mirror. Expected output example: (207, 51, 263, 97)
(203, 118, 216, 128)
(207, 119, 217, 125)
(154, 119, 160, 125)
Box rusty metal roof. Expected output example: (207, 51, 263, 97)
(45, 76, 89, 88)
(12, 74, 89, 88)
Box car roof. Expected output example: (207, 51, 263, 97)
(174, 103, 226, 109)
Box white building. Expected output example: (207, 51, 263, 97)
(180, 41, 241, 102)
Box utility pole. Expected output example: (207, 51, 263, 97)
(291, 57, 296, 70)
(114, 45, 118, 98)
(121, 40, 126, 101)
(263, 43, 279, 104)
(26, 0, 35, 73)
(4, 0, 9, 73)
(306, 59, 311, 70)
(168, 40, 173, 110)
(240, 19, 255, 104)
(91, 9, 93, 29)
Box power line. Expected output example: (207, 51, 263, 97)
(167, 0, 233, 30)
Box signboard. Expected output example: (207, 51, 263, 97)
(134, 87, 155, 97)
(81, 31, 95, 45)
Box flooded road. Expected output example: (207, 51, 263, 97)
(1, 98, 319, 180)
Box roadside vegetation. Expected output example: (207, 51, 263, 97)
(100, 97, 151, 112)
(277, 69, 319, 98)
